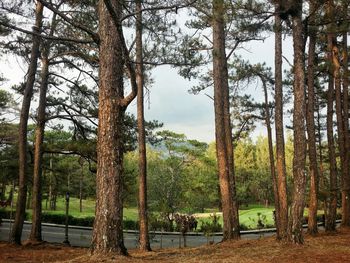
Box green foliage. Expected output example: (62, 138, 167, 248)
(0, 209, 28, 220)
(199, 213, 222, 235)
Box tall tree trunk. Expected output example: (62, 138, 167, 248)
(306, 0, 319, 235)
(28, 49, 49, 242)
(29, 13, 57, 241)
(212, 0, 239, 241)
(340, 4, 350, 227)
(136, 0, 151, 252)
(262, 80, 280, 236)
(91, 0, 127, 255)
(10, 2, 44, 244)
(325, 0, 337, 232)
(274, 2, 288, 240)
(316, 94, 327, 221)
(288, 1, 307, 244)
(334, 43, 349, 227)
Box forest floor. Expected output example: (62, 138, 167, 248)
(1, 228, 350, 263)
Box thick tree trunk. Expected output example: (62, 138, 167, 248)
(325, 0, 337, 232)
(262, 81, 280, 235)
(274, 3, 288, 240)
(212, 0, 239, 241)
(91, 0, 127, 255)
(136, 0, 151, 252)
(10, 2, 43, 244)
(288, 2, 307, 244)
(306, 0, 319, 235)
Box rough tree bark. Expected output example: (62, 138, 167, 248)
(91, 0, 127, 255)
(92, 0, 137, 255)
(325, 0, 337, 232)
(136, 0, 151, 251)
(212, 0, 240, 241)
(288, 0, 307, 244)
(10, 1, 43, 244)
(274, 2, 288, 240)
(306, 0, 319, 235)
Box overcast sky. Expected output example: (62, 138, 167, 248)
(1, 25, 293, 144)
(127, 35, 293, 143)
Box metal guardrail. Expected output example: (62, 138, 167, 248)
(2, 218, 342, 237)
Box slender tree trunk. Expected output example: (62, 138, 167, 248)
(274, 2, 288, 240)
(28, 51, 49, 242)
(262, 80, 280, 235)
(29, 12, 57, 242)
(288, 1, 307, 244)
(212, 0, 239, 241)
(306, 0, 319, 235)
(325, 0, 337, 231)
(340, 6, 350, 227)
(136, 0, 151, 252)
(91, 0, 127, 255)
(26, 188, 32, 210)
(10, 1, 43, 244)
(79, 161, 83, 213)
(316, 95, 327, 220)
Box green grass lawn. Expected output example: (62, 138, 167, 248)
(3, 197, 325, 230)
(194, 204, 275, 230)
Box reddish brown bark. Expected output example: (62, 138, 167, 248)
(10, 1, 43, 245)
(274, 2, 288, 240)
(29, 12, 57, 243)
(136, 0, 151, 252)
(262, 79, 280, 238)
(334, 41, 350, 227)
(306, 0, 319, 235)
(288, 1, 307, 244)
(91, 0, 127, 255)
(212, 0, 240, 241)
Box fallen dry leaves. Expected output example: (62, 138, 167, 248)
(1, 229, 350, 262)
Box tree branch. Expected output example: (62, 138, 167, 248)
(37, 0, 100, 44)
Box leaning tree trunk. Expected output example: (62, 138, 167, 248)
(212, 0, 239, 241)
(288, 1, 307, 244)
(10, 1, 43, 244)
(29, 13, 56, 243)
(306, 0, 319, 235)
(91, 0, 127, 255)
(325, 0, 338, 232)
(274, 2, 288, 240)
(136, 0, 151, 252)
(28, 46, 50, 243)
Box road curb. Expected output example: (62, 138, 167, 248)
(2, 219, 341, 236)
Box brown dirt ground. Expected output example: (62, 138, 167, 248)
(1, 229, 350, 263)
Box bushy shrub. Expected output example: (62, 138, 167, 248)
(199, 213, 222, 234)
(0, 209, 28, 220)
(123, 219, 138, 230)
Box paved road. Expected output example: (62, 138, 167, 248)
(0, 221, 274, 249)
